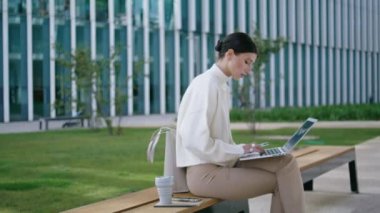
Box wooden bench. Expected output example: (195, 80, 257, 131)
(62, 146, 358, 213)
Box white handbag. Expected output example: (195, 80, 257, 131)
(147, 127, 189, 193)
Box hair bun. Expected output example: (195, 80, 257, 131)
(215, 40, 223, 51)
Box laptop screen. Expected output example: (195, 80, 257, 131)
(282, 118, 318, 151)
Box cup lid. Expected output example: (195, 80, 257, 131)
(155, 176, 174, 185)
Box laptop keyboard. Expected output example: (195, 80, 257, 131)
(264, 147, 283, 155)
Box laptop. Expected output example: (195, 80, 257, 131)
(240, 117, 318, 161)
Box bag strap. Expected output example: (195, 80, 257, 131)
(147, 127, 174, 163)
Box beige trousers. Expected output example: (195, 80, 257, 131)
(186, 154, 305, 213)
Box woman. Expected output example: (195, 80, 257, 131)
(176, 32, 305, 213)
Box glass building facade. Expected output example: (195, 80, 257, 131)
(1, 0, 380, 123)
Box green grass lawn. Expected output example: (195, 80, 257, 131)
(0, 127, 379, 213)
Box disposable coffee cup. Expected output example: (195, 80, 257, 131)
(155, 176, 174, 205)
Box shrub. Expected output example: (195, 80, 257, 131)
(230, 104, 380, 122)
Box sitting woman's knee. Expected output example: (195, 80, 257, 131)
(280, 154, 297, 167)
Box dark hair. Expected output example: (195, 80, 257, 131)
(215, 32, 258, 58)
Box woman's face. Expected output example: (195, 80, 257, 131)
(225, 50, 258, 80)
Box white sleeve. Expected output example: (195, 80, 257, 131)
(178, 84, 244, 164)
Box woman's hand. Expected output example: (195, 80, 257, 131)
(242, 143, 265, 154)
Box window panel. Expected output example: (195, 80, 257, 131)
(54, 20, 72, 116)
(33, 60, 45, 117)
(114, 25, 128, 115)
(132, 27, 144, 114)
(180, 32, 189, 96)
(8, 0, 24, 16)
(96, 24, 110, 115)
(9, 24, 21, 54)
(209, 0, 215, 33)
(9, 59, 28, 121)
(181, 0, 188, 30)
(32, 24, 43, 54)
(195, 0, 201, 32)
(8, 2, 28, 121)
(114, 0, 126, 18)
(55, 0, 70, 19)
(149, 0, 158, 30)
(96, 0, 108, 22)
(76, 0, 89, 21)
(165, 31, 175, 113)
(32, 0, 49, 17)
(165, 0, 174, 30)
(149, 29, 160, 113)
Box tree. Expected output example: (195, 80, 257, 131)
(56, 47, 127, 135)
(238, 29, 286, 133)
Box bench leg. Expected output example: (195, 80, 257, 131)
(303, 180, 313, 191)
(349, 160, 359, 193)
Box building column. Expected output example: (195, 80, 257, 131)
(174, 0, 181, 112)
(158, 0, 165, 114)
(188, 0, 195, 82)
(2, 0, 9, 122)
(26, 0, 33, 121)
(89, 0, 97, 118)
(109, 0, 116, 116)
(126, 0, 133, 115)
(201, 0, 209, 73)
(269, 0, 276, 107)
(143, 0, 150, 115)
(70, 0, 77, 116)
(49, 0, 56, 118)
(214, 0, 221, 59)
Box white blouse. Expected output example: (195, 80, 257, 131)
(176, 64, 245, 168)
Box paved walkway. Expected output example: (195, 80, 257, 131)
(0, 114, 379, 134)
(249, 136, 380, 213)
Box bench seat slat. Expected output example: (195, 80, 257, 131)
(62, 188, 159, 213)
(295, 146, 354, 171)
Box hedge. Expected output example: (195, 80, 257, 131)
(230, 104, 380, 122)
